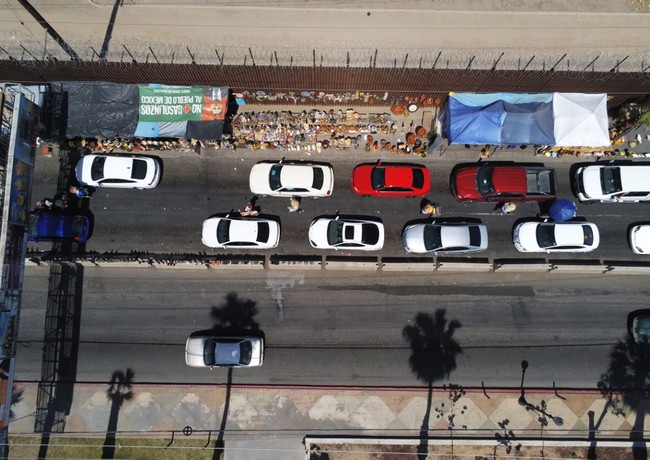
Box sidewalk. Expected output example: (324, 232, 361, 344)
(8, 381, 645, 459)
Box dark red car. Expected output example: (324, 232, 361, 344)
(352, 162, 430, 197)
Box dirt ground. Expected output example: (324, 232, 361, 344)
(308, 442, 634, 460)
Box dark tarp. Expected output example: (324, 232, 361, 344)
(185, 121, 224, 140)
(62, 82, 139, 138)
(59, 82, 225, 140)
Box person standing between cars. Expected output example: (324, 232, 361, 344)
(288, 196, 303, 213)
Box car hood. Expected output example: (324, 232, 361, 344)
(579, 166, 603, 199)
(185, 337, 209, 367)
(403, 225, 428, 253)
(453, 167, 479, 199)
(514, 222, 540, 250)
(351, 164, 374, 194)
(249, 163, 272, 193)
(202, 218, 221, 247)
(309, 218, 331, 247)
(631, 225, 650, 253)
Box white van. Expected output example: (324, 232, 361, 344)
(574, 164, 650, 203)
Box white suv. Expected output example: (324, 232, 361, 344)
(575, 164, 650, 203)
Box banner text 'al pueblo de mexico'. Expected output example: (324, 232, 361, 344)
(138, 86, 228, 122)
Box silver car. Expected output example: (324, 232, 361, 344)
(185, 336, 264, 368)
(402, 221, 488, 255)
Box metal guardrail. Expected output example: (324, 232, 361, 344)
(24, 251, 650, 274)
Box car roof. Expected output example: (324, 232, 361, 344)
(439, 224, 478, 248)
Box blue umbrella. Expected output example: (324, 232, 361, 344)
(549, 199, 577, 222)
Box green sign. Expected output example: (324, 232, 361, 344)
(138, 86, 218, 122)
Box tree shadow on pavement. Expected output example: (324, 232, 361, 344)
(598, 334, 650, 460)
(207, 292, 261, 460)
(403, 310, 462, 460)
(101, 368, 135, 459)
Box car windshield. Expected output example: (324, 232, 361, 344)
(256, 222, 270, 243)
(90, 156, 106, 181)
(423, 225, 442, 251)
(601, 167, 622, 195)
(536, 224, 556, 248)
(582, 225, 594, 245)
(203, 339, 216, 365)
(216, 220, 231, 244)
(468, 226, 482, 247)
(412, 169, 424, 188)
(361, 224, 379, 244)
(311, 168, 324, 190)
(327, 221, 344, 245)
(269, 165, 283, 190)
(371, 167, 386, 190)
(239, 341, 252, 364)
(131, 159, 148, 180)
(476, 168, 495, 195)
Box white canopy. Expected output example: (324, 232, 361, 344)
(552, 93, 610, 147)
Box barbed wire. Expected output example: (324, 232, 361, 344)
(2, 32, 649, 73)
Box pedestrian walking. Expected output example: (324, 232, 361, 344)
(69, 185, 93, 199)
(495, 202, 517, 214)
(288, 196, 303, 213)
(420, 201, 441, 217)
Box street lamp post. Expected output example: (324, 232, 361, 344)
(518, 360, 564, 427)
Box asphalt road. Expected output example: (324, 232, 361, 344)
(15, 266, 645, 388)
(30, 149, 650, 260)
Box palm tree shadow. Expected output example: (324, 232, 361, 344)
(402, 310, 462, 460)
(101, 368, 135, 459)
(204, 292, 261, 460)
(599, 335, 650, 460)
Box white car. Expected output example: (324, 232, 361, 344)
(513, 221, 600, 253)
(249, 160, 334, 197)
(629, 225, 650, 254)
(402, 222, 488, 254)
(185, 336, 264, 368)
(574, 164, 650, 203)
(75, 154, 161, 189)
(202, 215, 280, 249)
(309, 216, 384, 251)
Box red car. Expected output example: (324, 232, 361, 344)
(352, 162, 430, 197)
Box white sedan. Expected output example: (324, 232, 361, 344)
(629, 225, 650, 254)
(513, 221, 600, 253)
(185, 336, 264, 368)
(75, 154, 161, 189)
(402, 222, 488, 255)
(202, 215, 280, 249)
(309, 216, 384, 251)
(249, 160, 334, 197)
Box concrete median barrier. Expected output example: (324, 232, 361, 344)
(436, 258, 493, 272)
(380, 257, 435, 272)
(325, 256, 379, 271)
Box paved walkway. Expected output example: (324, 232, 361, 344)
(8, 381, 647, 459)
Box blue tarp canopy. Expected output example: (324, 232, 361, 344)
(445, 95, 554, 145)
(443, 92, 610, 147)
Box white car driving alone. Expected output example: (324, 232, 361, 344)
(185, 336, 264, 368)
(309, 215, 384, 251)
(75, 154, 161, 189)
(249, 160, 334, 197)
(513, 221, 599, 253)
(202, 215, 280, 249)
